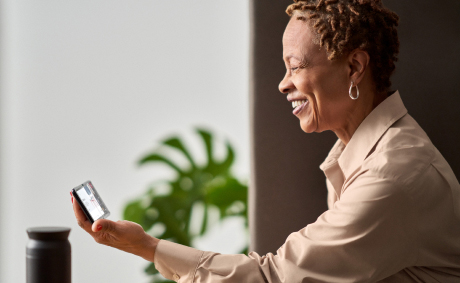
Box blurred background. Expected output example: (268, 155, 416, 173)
(0, 1, 250, 282)
(3, 0, 459, 282)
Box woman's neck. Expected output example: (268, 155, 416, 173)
(333, 90, 387, 146)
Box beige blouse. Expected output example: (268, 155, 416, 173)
(154, 91, 460, 282)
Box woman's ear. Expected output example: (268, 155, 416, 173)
(348, 49, 370, 85)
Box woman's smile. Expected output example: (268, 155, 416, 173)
(292, 99, 309, 115)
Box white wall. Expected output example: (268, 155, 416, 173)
(0, 1, 249, 282)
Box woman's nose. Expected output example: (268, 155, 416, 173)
(279, 73, 293, 94)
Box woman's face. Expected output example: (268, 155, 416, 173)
(279, 18, 352, 134)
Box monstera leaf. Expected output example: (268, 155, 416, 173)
(124, 128, 248, 283)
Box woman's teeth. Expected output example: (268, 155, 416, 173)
(292, 100, 307, 108)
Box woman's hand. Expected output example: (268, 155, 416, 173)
(71, 194, 159, 262)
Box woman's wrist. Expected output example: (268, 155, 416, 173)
(137, 233, 160, 262)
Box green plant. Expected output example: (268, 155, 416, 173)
(123, 128, 248, 283)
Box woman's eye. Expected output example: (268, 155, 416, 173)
(290, 67, 299, 72)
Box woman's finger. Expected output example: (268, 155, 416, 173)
(71, 194, 95, 235)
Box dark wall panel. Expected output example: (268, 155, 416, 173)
(250, 0, 460, 255)
(385, 1, 460, 175)
(249, 0, 333, 255)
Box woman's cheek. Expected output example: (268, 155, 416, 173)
(295, 77, 310, 93)
(310, 100, 321, 131)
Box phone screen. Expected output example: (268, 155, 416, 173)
(74, 182, 107, 221)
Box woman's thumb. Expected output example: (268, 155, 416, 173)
(92, 219, 115, 233)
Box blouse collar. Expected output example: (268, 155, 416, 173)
(320, 91, 408, 181)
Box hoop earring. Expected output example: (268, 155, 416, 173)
(349, 81, 359, 100)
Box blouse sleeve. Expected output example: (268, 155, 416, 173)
(154, 173, 417, 283)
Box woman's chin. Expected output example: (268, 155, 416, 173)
(297, 106, 316, 133)
(299, 120, 317, 133)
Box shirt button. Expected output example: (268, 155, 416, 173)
(173, 274, 180, 281)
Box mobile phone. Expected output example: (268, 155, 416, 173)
(72, 181, 110, 223)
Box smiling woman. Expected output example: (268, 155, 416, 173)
(280, 18, 355, 137)
(279, 2, 396, 143)
(70, 0, 460, 282)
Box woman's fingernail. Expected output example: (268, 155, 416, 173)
(97, 225, 102, 231)
(71, 197, 73, 204)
